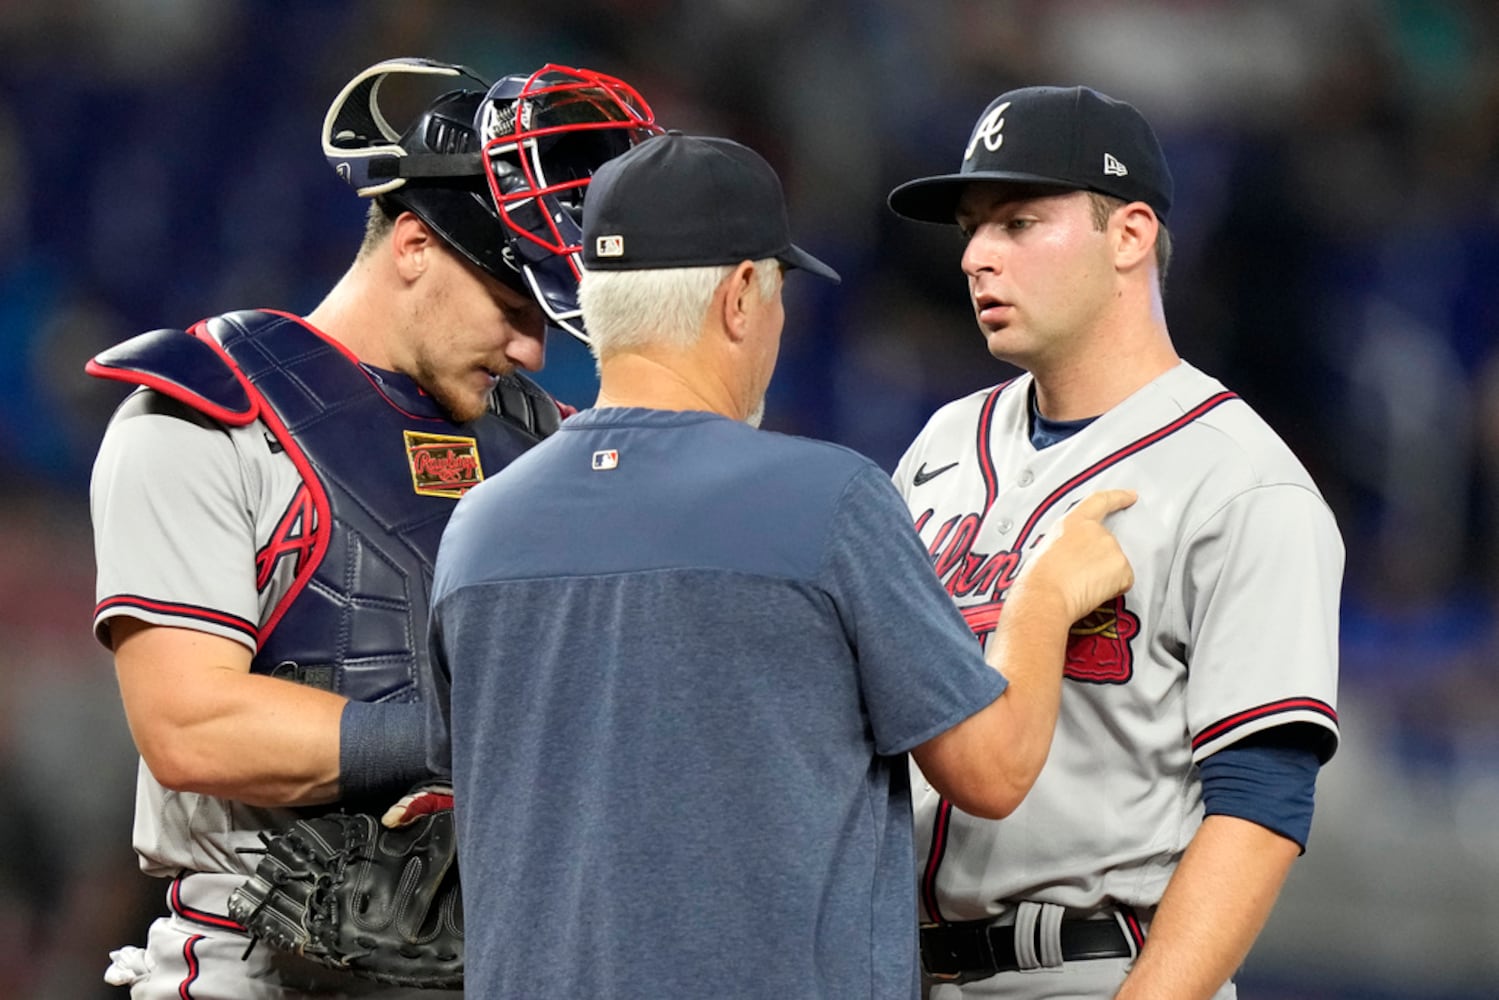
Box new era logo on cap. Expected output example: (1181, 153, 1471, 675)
(1103, 153, 1128, 177)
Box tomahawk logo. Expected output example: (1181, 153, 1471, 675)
(964, 102, 1012, 161)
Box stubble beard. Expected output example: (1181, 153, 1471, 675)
(410, 350, 489, 425)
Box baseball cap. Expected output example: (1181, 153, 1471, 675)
(582, 132, 840, 282)
(888, 86, 1173, 224)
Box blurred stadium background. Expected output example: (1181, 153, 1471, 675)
(2, 0, 1497, 996)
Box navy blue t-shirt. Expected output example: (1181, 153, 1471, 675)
(428, 408, 1005, 999)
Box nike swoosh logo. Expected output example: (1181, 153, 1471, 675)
(912, 461, 959, 486)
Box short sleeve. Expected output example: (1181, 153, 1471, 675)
(1179, 484, 1343, 762)
(90, 393, 263, 649)
(819, 465, 1005, 756)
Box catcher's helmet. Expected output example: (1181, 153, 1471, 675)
(323, 58, 659, 342)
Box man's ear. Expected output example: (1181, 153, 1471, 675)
(1113, 203, 1158, 272)
(719, 260, 758, 344)
(390, 211, 436, 281)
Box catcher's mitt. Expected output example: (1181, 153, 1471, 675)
(227, 784, 462, 989)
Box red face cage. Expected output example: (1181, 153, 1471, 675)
(478, 64, 660, 280)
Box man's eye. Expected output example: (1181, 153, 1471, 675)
(1006, 218, 1035, 231)
(500, 300, 538, 322)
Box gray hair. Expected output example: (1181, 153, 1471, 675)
(580, 259, 780, 360)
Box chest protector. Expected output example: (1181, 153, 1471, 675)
(88, 309, 556, 702)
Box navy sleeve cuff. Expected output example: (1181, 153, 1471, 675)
(1200, 727, 1323, 851)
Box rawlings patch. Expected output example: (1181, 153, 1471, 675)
(404, 431, 484, 498)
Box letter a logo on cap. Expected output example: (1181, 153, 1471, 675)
(1103, 153, 1128, 177)
(964, 101, 1012, 161)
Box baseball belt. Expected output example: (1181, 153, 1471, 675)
(921, 914, 1133, 980)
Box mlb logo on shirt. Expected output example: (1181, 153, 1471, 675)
(592, 449, 619, 470)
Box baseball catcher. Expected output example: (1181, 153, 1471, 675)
(89, 57, 657, 998)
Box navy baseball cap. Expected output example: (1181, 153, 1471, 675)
(888, 86, 1173, 224)
(582, 132, 840, 282)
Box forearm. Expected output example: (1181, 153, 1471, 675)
(912, 581, 1074, 817)
(134, 667, 347, 807)
(911, 490, 1136, 818)
(1116, 815, 1299, 1000)
(113, 620, 422, 807)
(980, 579, 1073, 793)
(145, 679, 427, 807)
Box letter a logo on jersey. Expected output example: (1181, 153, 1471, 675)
(964, 102, 1012, 161)
(256, 485, 318, 592)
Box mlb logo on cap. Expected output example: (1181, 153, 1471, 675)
(580, 132, 840, 282)
(592, 449, 619, 470)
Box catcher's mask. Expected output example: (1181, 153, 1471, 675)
(323, 57, 660, 342)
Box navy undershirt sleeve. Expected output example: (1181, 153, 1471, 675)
(1199, 727, 1322, 852)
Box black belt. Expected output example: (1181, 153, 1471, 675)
(921, 915, 1133, 980)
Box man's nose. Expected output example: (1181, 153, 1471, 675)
(506, 324, 546, 373)
(961, 227, 1002, 278)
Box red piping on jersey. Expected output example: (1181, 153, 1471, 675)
(919, 793, 955, 922)
(974, 381, 1012, 513)
(924, 378, 1011, 923)
(95, 595, 257, 642)
(169, 875, 247, 932)
(1012, 391, 1238, 551)
(1192, 697, 1338, 751)
(190, 319, 333, 646)
(922, 387, 1241, 925)
(178, 933, 205, 999)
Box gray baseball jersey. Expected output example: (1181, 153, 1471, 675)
(92, 386, 460, 999)
(893, 361, 1342, 923)
(91, 389, 307, 878)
